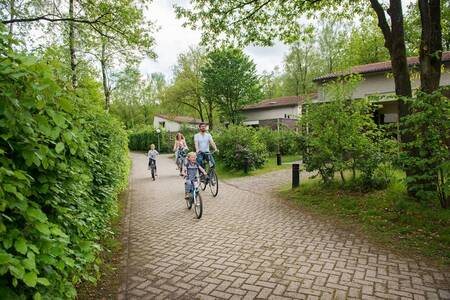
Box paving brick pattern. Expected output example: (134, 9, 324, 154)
(118, 153, 450, 299)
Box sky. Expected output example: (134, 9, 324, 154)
(139, 1, 288, 81)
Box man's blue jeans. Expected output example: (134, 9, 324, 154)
(196, 152, 215, 170)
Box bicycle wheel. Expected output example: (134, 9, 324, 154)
(200, 171, 208, 191)
(186, 194, 192, 209)
(151, 167, 155, 180)
(208, 169, 219, 197)
(193, 191, 202, 219)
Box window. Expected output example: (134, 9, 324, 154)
(159, 121, 166, 128)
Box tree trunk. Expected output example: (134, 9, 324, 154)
(207, 100, 214, 130)
(340, 170, 346, 184)
(418, 0, 442, 93)
(8, 0, 14, 38)
(101, 40, 111, 111)
(370, 0, 417, 194)
(69, 0, 77, 88)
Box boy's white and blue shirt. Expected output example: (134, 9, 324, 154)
(147, 150, 158, 160)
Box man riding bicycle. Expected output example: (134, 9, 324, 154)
(194, 122, 218, 172)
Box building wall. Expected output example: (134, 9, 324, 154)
(315, 65, 450, 123)
(317, 65, 450, 101)
(243, 105, 300, 121)
(153, 116, 181, 132)
(352, 69, 450, 99)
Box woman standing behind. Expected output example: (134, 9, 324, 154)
(173, 133, 188, 174)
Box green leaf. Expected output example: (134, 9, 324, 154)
(52, 113, 66, 128)
(9, 265, 25, 279)
(37, 277, 50, 286)
(0, 253, 12, 264)
(14, 238, 27, 255)
(3, 184, 16, 194)
(35, 223, 50, 235)
(33, 292, 42, 300)
(26, 207, 47, 222)
(23, 271, 37, 287)
(55, 142, 65, 154)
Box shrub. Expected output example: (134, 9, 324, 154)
(0, 32, 129, 298)
(214, 125, 268, 170)
(400, 89, 449, 208)
(299, 76, 396, 189)
(128, 126, 171, 153)
(255, 127, 301, 155)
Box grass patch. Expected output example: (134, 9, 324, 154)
(280, 178, 450, 267)
(216, 154, 300, 179)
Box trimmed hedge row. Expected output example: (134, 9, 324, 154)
(0, 35, 129, 298)
(128, 126, 172, 153)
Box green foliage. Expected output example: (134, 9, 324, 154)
(110, 67, 164, 129)
(255, 127, 301, 155)
(399, 89, 450, 208)
(299, 76, 396, 189)
(0, 32, 129, 299)
(127, 126, 171, 153)
(175, 0, 363, 46)
(202, 47, 262, 124)
(214, 126, 268, 171)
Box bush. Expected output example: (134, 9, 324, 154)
(128, 126, 171, 153)
(214, 125, 268, 171)
(299, 76, 396, 189)
(0, 33, 129, 298)
(400, 89, 449, 208)
(255, 127, 301, 155)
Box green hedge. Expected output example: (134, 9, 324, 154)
(128, 126, 172, 153)
(0, 34, 129, 298)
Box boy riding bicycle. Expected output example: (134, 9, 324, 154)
(147, 144, 159, 176)
(182, 152, 207, 200)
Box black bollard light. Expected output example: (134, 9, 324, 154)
(276, 152, 282, 166)
(243, 157, 249, 174)
(292, 163, 300, 188)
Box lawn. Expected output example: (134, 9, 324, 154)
(280, 177, 450, 267)
(215, 154, 300, 179)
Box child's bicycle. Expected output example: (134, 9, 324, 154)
(176, 149, 188, 175)
(185, 179, 203, 219)
(149, 159, 157, 181)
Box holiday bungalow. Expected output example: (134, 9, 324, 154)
(241, 94, 316, 129)
(313, 51, 450, 124)
(153, 114, 206, 132)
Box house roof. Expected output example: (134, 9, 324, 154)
(242, 94, 316, 111)
(314, 51, 450, 83)
(155, 114, 205, 124)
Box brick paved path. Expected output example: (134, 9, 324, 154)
(118, 153, 450, 300)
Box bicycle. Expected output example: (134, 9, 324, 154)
(176, 148, 188, 175)
(185, 179, 203, 219)
(149, 159, 157, 181)
(199, 151, 219, 197)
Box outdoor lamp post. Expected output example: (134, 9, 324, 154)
(156, 128, 161, 152)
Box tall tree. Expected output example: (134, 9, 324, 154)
(202, 47, 261, 125)
(81, 0, 156, 110)
(168, 47, 207, 121)
(176, 0, 445, 198)
(284, 38, 319, 96)
(317, 18, 350, 73)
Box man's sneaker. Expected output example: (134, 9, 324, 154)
(184, 192, 190, 200)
